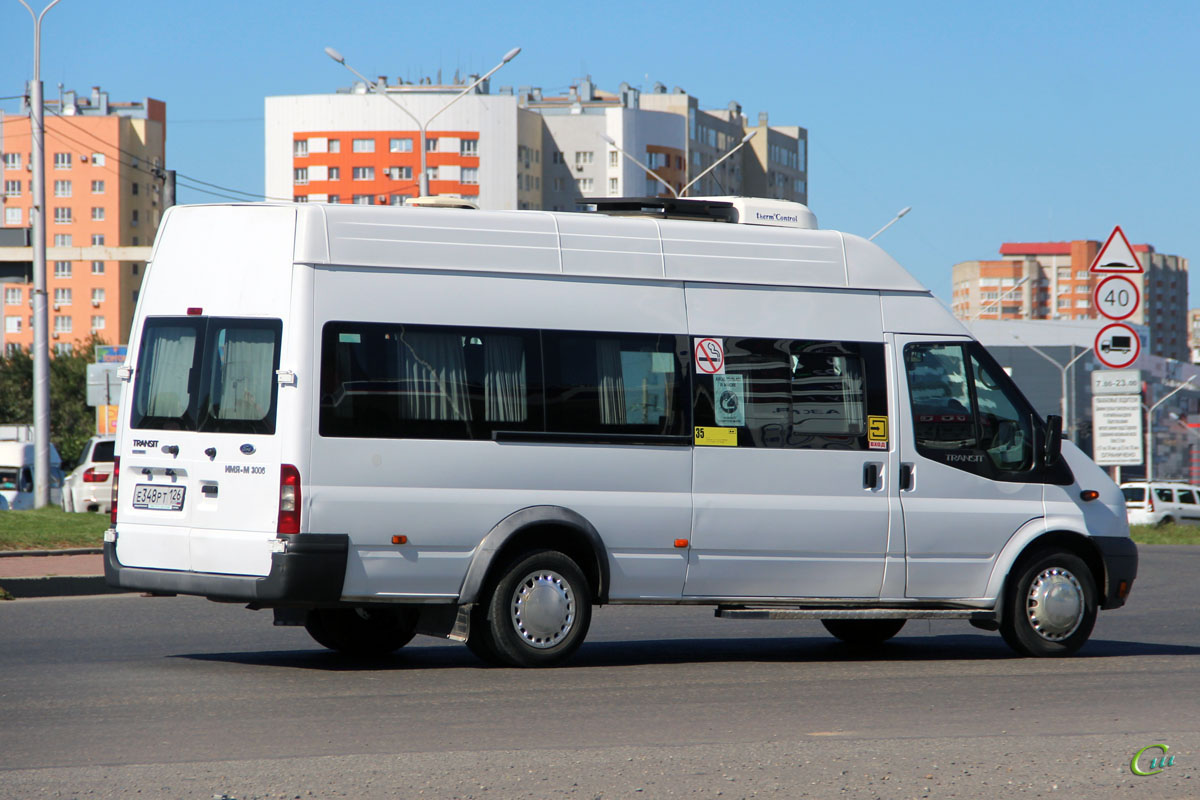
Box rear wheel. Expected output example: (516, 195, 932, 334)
(304, 607, 418, 656)
(470, 549, 592, 667)
(1159, 515, 1175, 527)
(821, 618, 906, 646)
(999, 551, 1097, 657)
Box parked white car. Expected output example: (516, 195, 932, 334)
(1121, 481, 1200, 527)
(61, 435, 116, 514)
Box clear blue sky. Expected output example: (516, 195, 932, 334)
(3, 0, 1197, 302)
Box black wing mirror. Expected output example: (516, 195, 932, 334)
(1043, 414, 1063, 467)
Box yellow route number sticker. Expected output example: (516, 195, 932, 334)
(694, 426, 738, 447)
(867, 415, 888, 450)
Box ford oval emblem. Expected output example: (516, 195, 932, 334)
(240, 443, 256, 455)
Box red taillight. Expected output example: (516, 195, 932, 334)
(278, 464, 301, 534)
(110, 457, 120, 524)
(82, 467, 109, 483)
(1147, 494, 1154, 512)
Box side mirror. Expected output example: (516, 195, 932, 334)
(1043, 414, 1063, 467)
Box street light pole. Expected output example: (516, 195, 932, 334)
(868, 206, 912, 241)
(1144, 376, 1197, 483)
(679, 130, 756, 197)
(17, 0, 62, 508)
(1016, 340, 1090, 443)
(325, 46, 520, 198)
(599, 134, 677, 197)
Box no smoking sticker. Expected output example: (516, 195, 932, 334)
(694, 337, 725, 375)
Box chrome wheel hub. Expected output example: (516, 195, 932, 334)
(1026, 567, 1084, 640)
(511, 569, 575, 649)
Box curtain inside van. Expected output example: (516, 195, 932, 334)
(210, 327, 277, 420)
(596, 339, 627, 425)
(141, 325, 198, 419)
(483, 335, 527, 423)
(397, 331, 472, 422)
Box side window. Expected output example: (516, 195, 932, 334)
(904, 341, 1037, 479)
(542, 332, 687, 436)
(1155, 488, 1175, 503)
(693, 338, 887, 450)
(1177, 489, 1197, 505)
(320, 322, 542, 440)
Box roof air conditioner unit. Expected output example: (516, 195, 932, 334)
(92, 300, 100, 307)
(575, 165, 584, 172)
(52, 331, 58, 339)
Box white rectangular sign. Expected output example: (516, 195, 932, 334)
(1091, 369, 1141, 395)
(1092, 394, 1143, 466)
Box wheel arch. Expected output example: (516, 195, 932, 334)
(458, 505, 610, 605)
(985, 519, 1107, 612)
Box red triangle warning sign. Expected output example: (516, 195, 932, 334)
(1089, 226, 1143, 273)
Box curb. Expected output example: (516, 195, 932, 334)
(0, 547, 103, 558)
(0, 575, 129, 599)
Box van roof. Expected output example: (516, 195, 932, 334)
(159, 203, 930, 294)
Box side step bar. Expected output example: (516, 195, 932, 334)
(716, 607, 995, 622)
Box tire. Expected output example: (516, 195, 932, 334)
(1159, 515, 1175, 527)
(304, 607, 418, 656)
(472, 549, 592, 667)
(999, 551, 1097, 657)
(821, 618, 906, 646)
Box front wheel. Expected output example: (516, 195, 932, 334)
(821, 618, 906, 646)
(471, 549, 592, 667)
(1000, 551, 1097, 657)
(304, 607, 418, 656)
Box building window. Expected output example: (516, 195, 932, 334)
(1075, 299, 1090, 308)
(3, 179, 20, 197)
(387, 166, 413, 181)
(54, 261, 72, 278)
(4, 207, 19, 225)
(54, 180, 72, 197)
(608, 177, 619, 195)
(352, 166, 375, 181)
(132, 236, 139, 246)
(4, 287, 21, 305)
(53, 153, 71, 169)
(328, 167, 340, 181)
(2, 153, 19, 169)
(352, 138, 375, 153)
(293, 168, 308, 185)
(53, 288, 72, 306)
(389, 138, 413, 153)
(352, 194, 373, 205)
(577, 177, 594, 192)
(425, 166, 439, 180)
(53, 234, 71, 247)
(5, 316, 21, 333)
(131, 210, 139, 227)
(645, 177, 659, 195)
(91, 234, 105, 246)
(388, 195, 406, 206)
(91, 261, 105, 275)
(294, 139, 309, 157)
(553, 177, 564, 192)
(461, 167, 478, 185)
(91, 207, 105, 221)
(608, 151, 619, 167)
(132, 182, 139, 195)
(53, 207, 72, 224)
(91, 180, 105, 194)
(54, 342, 72, 355)
(91, 152, 106, 167)
(54, 315, 72, 333)
(425, 138, 438, 152)
(574, 151, 594, 166)
(327, 194, 340, 204)
(91, 315, 106, 331)
(460, 139, 478, 156)
(1075, 271, 1089, 279)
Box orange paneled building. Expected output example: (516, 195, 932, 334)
(1, 86, 165, 353)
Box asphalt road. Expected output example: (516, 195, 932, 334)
(1, 546, 1198, 799)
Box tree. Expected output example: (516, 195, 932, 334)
(0, 335, 108, 466)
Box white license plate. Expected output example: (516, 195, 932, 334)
(132, 484, 186, 511)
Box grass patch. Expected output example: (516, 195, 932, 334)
(0, 507, 108, 551)
(1130, 523, 1200, 545)
(0, 585, 13, 601)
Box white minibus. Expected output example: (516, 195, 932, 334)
(105, 198, 1137, 666)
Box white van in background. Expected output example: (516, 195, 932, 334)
(1121, 481, 1200, 526)
(105, 198, 1138, 666)
(0, 441, 64, 510)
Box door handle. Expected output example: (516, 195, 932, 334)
(863, 462, 881, 490)
(899, 462, 915, 492)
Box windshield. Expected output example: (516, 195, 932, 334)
(131, 316, 283, 434)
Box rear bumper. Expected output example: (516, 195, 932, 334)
(104, 533, 348, 604)
(1094, 535, 1138, 610)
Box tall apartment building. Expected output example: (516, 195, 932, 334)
(0, 86, 164, 352)
(269, 75, 808, 213)
(951, 239, 1189, 360)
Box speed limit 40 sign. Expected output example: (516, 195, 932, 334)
(1094, 275, 1140, 321)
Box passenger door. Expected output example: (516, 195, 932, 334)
(893, 335, 1046, 599)
(683, 285, 895, 599)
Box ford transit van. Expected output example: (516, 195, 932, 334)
(105, 198, 1137, 665)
